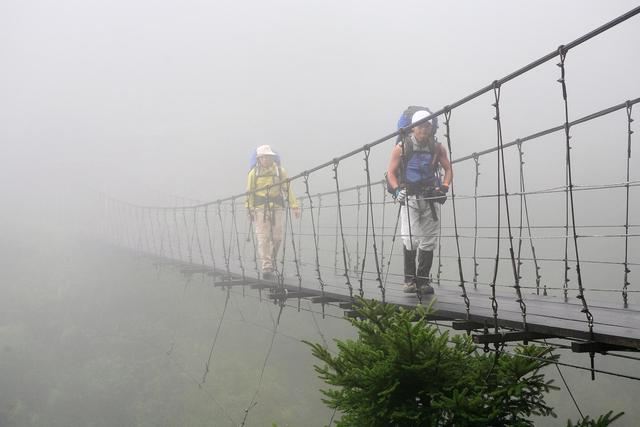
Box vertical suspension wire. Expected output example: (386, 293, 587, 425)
(231, 198, 246, 286)
(156, 209, 165, 258)
(120, 202, 128, 247)
(193, 207, 205, 265)
(115, 202, 125, 247)
(442, 109, 470, 317)
(137, 206, 145, 253)
(297, 198, 304, 269)
(284, 180, 303, 309)
(127, 204, 136, 249)
(118, 203, 131, 247)
(316, 192, 327, 316)
(363, 147, 385, 301)
(517, 141, 544, 296)
(517, 142, 525, 282)
(183, 208, 193, 264)
(163, 209, 175, 260)
(564, 155, 571, 301)
(134, 206, 143, 252)
(303, 173, 326, 302)
(557, 47, 595, 377)
(489, 87, 502, 334)
(493, 84, 527, 329)
(173, 210, 183, 261)
(382, 206, 402, 292)
(623, 101, 634, 306)
(357, 183, 367, 297)
(203, 206, 217, 271)
(111, 199, 120, 245)
(316, 193, 323, 259)
(248, 216, 262, 282)
(436, 218, 443, 286)
(129, 205, 137, 249)
(140, 207, 150, 254)
(148, 208, 158, 256)
(473, 154, 480, 289)
(333, 199, 339, 276)
(110, 199, 118, 244)
(277, 185, 290, 296)
(115, 202, 126, 246)
(217, 201, 231, 279)
(379, 181, 387, 276)
(333, 160, 354, 300)
(245, 207, 260, 280)
(356, 186, 362, 276)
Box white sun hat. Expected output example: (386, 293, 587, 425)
(256, 145, 276, 157)
(411, 110, 432, 124)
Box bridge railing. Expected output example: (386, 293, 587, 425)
(100, 7, 640, 351)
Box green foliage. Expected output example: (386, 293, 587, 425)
(566, 410, 624, 427)
(305, 298, 562, 426)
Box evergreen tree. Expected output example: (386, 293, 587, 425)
(305, 299, 623, 427)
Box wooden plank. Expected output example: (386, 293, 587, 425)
(267, 291, 316, 300)
(310, 295, 346, 304)
(180, 266, 214, 274)
(250, 283, 276, 290)
(213, 279, 254, 287)
(452, 320, 485, 331)
(571, 341, 640, 353)
(473, 331, 555, 345)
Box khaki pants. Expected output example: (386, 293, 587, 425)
(253, 207, 283, 273)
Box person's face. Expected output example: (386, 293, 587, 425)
(258, 155, 274, 168)
(412, 122, 433, 144)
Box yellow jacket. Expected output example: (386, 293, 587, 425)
(245, 164, 299, 209)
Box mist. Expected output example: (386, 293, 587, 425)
(2, 0, 640, 425)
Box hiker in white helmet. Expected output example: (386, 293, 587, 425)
(246, 145, 300, 280)
(387, 108, 453, 295)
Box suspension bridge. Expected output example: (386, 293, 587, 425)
(100, 6, 640, 385)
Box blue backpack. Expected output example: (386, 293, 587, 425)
(396, 106, 438, 138)
(386, 106, 440, 195)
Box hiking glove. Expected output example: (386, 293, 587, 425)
(433, 189, 447, 205)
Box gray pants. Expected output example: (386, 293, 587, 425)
(400, 196, 440, 251)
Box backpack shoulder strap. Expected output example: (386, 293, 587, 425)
(398, 136, 413, 158)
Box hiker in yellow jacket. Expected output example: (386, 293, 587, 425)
(246, 145, 300, 280)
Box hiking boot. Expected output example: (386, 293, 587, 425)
(262, 271, 274, 280)
(418, 283, 435, 295)
(403, 247, 417, 283)
(403, 281, 417, 293)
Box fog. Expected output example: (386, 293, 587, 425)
(2, 0, 640, 425)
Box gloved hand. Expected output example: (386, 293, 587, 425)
(432, 186, 448, 205)
(395, 188, 407, 204)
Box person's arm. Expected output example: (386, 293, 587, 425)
(246, 169, 255, 210)
(438, 144, 453, 190)
(280, 168, 299, 209)
(386, 144, 402, 191)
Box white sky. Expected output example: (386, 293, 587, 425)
(1, 0, 639, 208)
